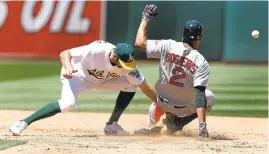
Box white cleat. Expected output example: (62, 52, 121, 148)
(9, 120, 28, 136)
(104, 121, 130, 136)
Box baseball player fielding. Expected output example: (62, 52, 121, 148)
(9, 40, 157, 136)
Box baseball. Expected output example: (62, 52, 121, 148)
(252, 30, 260, 38)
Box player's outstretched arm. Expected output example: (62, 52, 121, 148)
(135, 4, 159, 51)
(135, 20, 148, 51)
(138, 79, 157, 103)
(59, 50, 77, 79)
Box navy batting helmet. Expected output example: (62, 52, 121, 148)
(182, 20, 203, 41)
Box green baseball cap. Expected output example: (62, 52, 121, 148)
(114, 43, 136, 70)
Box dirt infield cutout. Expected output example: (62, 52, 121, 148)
(0, 110, 267, 154)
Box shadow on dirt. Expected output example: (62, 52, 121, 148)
(130, 129, 235, 141)
(174, 130, 235, 141)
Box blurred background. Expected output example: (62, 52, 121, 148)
(0, 1, 267, 118)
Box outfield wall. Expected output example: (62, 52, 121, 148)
(106, 1, 224, 61)
(0, 1, 267, 62)
(222, 1, 268, 62)
(106, 1, 268, 62)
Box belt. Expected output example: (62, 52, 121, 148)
(158, 96, 186, 109)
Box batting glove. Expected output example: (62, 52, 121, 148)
(142, 4, 159, 21)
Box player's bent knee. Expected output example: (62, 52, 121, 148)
(148, 102, 156, 126)
(148, 102, 165, 127)
(206, 92, 216, 107)
(206, 90, 215, 112)
(58, 98, 77, 112)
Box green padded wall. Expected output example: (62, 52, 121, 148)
(105, 1, 223, 60)
(105, 1, 268, 62)
(223, 1, 268, 62)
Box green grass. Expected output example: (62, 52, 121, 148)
(0, 60, 60, 82)
(0, 139, 28, 150)
(0, 60, 267, 118)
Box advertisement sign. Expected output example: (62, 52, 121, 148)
(0, 1, 103, 58)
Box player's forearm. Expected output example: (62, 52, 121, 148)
(194, 86, 207, 123)
(138, 80, 157, 102)
(60, 50, 74, 69)
(134, 20, 148, 51)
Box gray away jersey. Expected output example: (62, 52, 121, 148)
(147, 39, 210, 106)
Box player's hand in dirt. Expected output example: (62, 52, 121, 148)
(142, 4, 159, 21)
(198, 123, 209, 139)
(63, 68, 78, 79)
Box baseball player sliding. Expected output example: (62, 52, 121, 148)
(134, 4, 215, 138)
(9, 40, 157, 136)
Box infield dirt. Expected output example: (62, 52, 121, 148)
(0, 110, 267, 154)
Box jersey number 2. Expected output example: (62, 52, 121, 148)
(169, 67, 186, 87)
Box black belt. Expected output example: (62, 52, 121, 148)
(158, 96, 186, 109)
